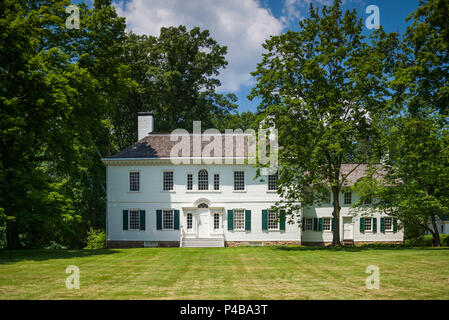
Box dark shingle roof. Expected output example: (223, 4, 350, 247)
(108, 133, 251, 159)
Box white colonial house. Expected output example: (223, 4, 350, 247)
(102, 112, 404, 248)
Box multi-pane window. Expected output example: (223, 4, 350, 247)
(129, 210, 140, 230)
(323, 217, 331, 231)
(198, 169, 209, 190)
(198, 203, 208, 208)
(305, 218, 313, 231)
(214, 213, 220, 230)
(214, 174, 220, 191)
(129, 172, 140, 192)
(268, 210, 279, 230)
(163, 171, 173, 191)
(364, 217, 372, 231)
(162, 210, 174, 229)
(234, 171, 245, 191)
(187, 174, 193, 190)
(187, 213, 193, 230)
(268, 173, 278, 191)
(384, 217, 393, 231)
(344, 192, 352, 204)
(233, 209, 245, 230)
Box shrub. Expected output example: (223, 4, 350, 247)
(44, 241, 68, 250)
(84, 228, 106, 249)
(405, 234, 449, 247)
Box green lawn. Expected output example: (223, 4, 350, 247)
(0, 246, 448, 300)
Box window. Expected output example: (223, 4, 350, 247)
(163, 210, 174, 229)
(364, 196, 372, 205)
(323, 217, 331, 231)
(268, 173, 278, 191)
(364, 217, 373, 231)
(233, 209, 245, 230)
(187, 213, 193, 230)
(344, 192, 352, 204)
(305, 218, 313, 231)
(129, 210, 140, 230)
(214, 213, 220, 230)
(214, 174, 220, 190)
(129, 172, 140, 192)
(384, 217, 393, 231)
(198, 203, 208, 208)
(234, 171, 245, 191)
(268, 210, 279, 230)
(198, 169, 209, 190)
(187, 174, 193, 190)
(163, 171, 173, 191)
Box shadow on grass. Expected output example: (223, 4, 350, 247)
(0, 249, 120, 265)
(272, 244, 449, 252)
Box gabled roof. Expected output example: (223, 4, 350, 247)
(108, 133, 252, 159)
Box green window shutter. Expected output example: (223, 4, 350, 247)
(360, 217, 365, 233)
(331, 218, 334, 232)
(373, 218, 377, 233)
(174, 210, 180, 230)
(302, 217, 305, 230)
(245, 210, 251, 231)
(156, 210, 162, 230)
(140, 210, 146, 230)
(380, 217, 385, 233)
(318, 218, 323, 231)
(123, 210, 128, 230)
(262, 210, 268, 231)
(280, 210, 286, 231)
(313, 218, 318, 231)
(227, 210, 234, 230)
(393, 218, 398, 233)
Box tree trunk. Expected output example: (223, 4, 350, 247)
(6, 219, 20, 249)
(331, 186, 342, 246)
(430, 213, 441, 247)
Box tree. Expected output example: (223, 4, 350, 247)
(212, 111, 258, 132)
(391, 0, 449, 117)
(113, 27, 238, 150)
(249, 0, 394, 246)
(355, 0, 449, 247)
(0, 0, 129, 248)
(355, 116, 449, 247)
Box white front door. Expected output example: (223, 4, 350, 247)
(343, 217, 353, 240)
(197, 209, 210, 238)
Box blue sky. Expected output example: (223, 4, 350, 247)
(81, 0, 420, 113)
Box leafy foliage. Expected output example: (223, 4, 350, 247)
(0, 0, 235, 248)
(84, 228, 106, 249)
(249, 0, 393, 245)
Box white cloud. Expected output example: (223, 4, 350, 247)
(113, 0, 284, 92)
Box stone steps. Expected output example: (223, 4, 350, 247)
(181, 237, 224, 248)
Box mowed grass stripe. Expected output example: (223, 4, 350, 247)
(0, 246, 448, 299)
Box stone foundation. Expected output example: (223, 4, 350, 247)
(302, 241, 403, 246)
(107, 241, 144, 248)
(225, 241, 301, 247)
(354, 241, 403, 245)
(107, 240, 180, 248)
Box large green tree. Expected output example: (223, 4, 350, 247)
(0, 0, 129, 248)
(355, 0, 449, 247)
(114, 27, 238, 150)
(249, 0, 395, 246)
(355, 116, 449, 247)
